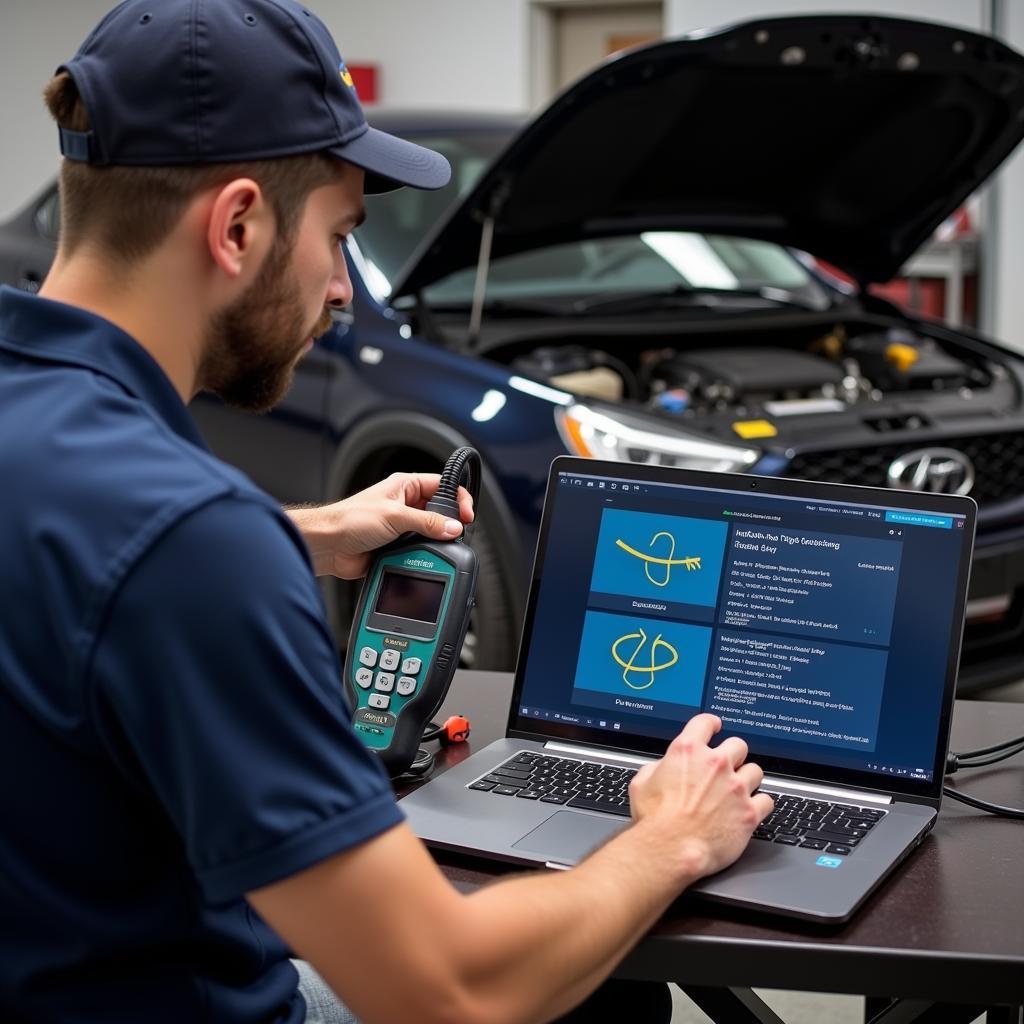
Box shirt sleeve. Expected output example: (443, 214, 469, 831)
(88, 495, 403, 904)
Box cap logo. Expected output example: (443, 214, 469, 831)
(338, 60, 355, 89)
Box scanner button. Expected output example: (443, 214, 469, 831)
(359, 647, 378, 668)
(374, 672, 395, 692)
(397, 676, 417, 696)
(401, 657, 422, 675)
(354, 667, 374, 689)
(380, 649, 401, 671)
(368, 693, 391, 709)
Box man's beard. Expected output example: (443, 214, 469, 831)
(199, 237, 334, 413)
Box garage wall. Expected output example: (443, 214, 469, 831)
(0, 0, 534, 223)
(993, 2, 1024, 349)
(322, 1, 531, 112)
(0, 0, 114, 221)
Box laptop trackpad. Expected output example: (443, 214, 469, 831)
(512, 811, 629, 864)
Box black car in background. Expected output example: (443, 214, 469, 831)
(5, 15, 1024, 691)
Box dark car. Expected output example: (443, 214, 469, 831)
(5, 14, 1024, 690)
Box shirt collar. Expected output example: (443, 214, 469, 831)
(0, 286, 209, 451)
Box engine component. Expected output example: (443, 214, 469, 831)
(845, 330, 983, 391)
(549, 366, 623, 402)
(646, 347, 845, 413)
(513, 345, 637, 401)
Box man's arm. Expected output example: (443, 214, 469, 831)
(248, 715, 772, 1024)
(286, 472, 475, 578)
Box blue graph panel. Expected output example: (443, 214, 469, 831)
(573, 610, 712, 709)
(589, 508, 728, 608)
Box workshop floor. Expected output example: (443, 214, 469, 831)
(669, 987, 863, 1023)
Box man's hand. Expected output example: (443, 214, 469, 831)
(286, 472, 475, 578)
(628, 713, 774, 881)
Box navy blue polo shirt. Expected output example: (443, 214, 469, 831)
(0, 287, 403, 1022)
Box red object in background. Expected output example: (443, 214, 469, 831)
(813, 256, 978, 327)
(348, 64, 378, 104)
(869, 278, 946, 320)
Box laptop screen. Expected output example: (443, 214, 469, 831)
(510, 458, 976, 799)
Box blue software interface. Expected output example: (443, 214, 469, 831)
(517, 471, 971, 784)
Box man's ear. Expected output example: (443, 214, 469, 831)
(205, 178, 274, 282)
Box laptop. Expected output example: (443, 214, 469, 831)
(401, 457, 976, 922)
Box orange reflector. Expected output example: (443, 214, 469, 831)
(560, 413, 595, 456)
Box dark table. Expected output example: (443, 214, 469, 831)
(399, 671, 1024, 1024)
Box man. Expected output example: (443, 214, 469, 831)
(0, 2, 772, 1022)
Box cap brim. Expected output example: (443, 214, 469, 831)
(332, 125, 451, 194)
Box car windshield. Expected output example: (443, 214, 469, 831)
(355, 130, 828, 309)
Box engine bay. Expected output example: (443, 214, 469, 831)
(498, 320, 1019, 446)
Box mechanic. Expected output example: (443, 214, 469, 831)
(0, 2, 772, 1022)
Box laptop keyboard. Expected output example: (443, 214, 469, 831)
(468, 752, 636, 816)
(469, 754, 887, 856)
(754, 791, 887, 856)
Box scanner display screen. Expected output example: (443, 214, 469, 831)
(375, 570, 445, 623)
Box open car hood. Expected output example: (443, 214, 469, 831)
(392, 15, 1024, 297)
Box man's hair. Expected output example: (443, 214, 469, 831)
(43, 71, 341, 265)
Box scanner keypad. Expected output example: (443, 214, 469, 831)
(353, 640, 426, 703)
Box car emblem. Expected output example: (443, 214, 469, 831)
(886, 448, 975, 495)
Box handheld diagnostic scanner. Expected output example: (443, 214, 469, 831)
(343, 449, 480, 776)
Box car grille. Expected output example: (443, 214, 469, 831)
(782, 433, 1024, 506)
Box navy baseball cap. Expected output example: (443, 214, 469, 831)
(56, 0, 450, 194)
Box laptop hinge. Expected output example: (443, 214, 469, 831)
(544, 741, 656, 768)
(762, 774, 893, 806)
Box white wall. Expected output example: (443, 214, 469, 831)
(0, 0, 115, 221)
(325, 0, 531, 112)
(993, 1, 1024, 347)
(0, 0, 534, 222)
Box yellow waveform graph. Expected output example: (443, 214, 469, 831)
(615, 531, 701, 588)
(610, 628, 679, 690)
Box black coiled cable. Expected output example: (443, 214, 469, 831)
(426, 447, 481, 525)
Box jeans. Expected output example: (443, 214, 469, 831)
(294, 960, 359, 1024)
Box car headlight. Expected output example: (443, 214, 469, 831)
(555, 402, 759, 473)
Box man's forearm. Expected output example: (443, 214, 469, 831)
(284, 504, 339, 576)
(450, 818, 704, 1024)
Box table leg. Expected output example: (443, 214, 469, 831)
(866, 1002, 989, 1024)
(679, 987, 785, 1024)
(683, 992, 1002, 1024)
(867, 998, 894, 1022)
(986, 1009, 1023, 1024)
